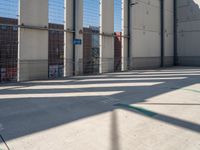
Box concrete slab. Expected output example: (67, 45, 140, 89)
(0, 67, 200, 150)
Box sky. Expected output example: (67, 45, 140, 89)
(0, 0, 122, 31)
(1, 0, 200, 32)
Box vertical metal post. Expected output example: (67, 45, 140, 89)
(127, 0, 131, 69)
(174, 0, 177, 66)
(0, 64, 1, 82)
(160, 0, 164, 67)
(73, 0, 76, 75)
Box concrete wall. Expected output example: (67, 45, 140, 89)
(130, 0, 161, 69)
(15, 0, 180, 82)
(18, 0, 48, 81)
(177, 0, 200, 66)
(100, 0, 114, 73)
(129, 0, 174, 69)
(164, 0, 174, 66)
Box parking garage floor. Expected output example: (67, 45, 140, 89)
(0, 67, 200, 150)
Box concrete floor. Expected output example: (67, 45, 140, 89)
(0, 67, 200, 150)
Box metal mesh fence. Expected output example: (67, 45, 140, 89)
(83, 0, 100, 75)
(114, 0, 122, 72)
(0, 0, 18, 82)
(48, 0, 64, 79)
(0, 0, 128, 83)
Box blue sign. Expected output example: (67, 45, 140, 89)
(73, 39, 82, 45)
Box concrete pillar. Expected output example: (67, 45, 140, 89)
(64, 0, 83, 76)
(122, 0, 128, 71)
(100, 0, 114, 73)
(75, 0, 83, 75)
(64, 0, 74, 76)
(18, 0, 48, 81)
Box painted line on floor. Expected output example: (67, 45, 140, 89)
(184, 89, 200, 94)
(114, 103, 157, 117)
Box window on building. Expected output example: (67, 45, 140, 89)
(1, 25, 7, 30)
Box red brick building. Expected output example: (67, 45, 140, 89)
(83, 27, 99, 74)
(0, 17, 18, 82)
(114, 32, 122, 71)
(83, 27, 122, 73)
(0, 17, 64, 81)
(48, 23, 64, 78)
(0, 17, 122, 81)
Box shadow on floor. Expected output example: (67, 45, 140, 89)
(0, 67, 200, 149)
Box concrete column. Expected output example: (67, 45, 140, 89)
(100, 0, 114, 73)
(64, 0, 74, 76)
(122, 0, 128, 71)
(64, 0, 83, 76)
(18, 0, 48, 81)
(75, 0, 83, 75)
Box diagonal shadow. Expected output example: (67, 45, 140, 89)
(0, 67, 199, 144)
(139, 102, 200, 106)
(114, 104, 200, 133)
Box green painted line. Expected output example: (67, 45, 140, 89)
(184, 89, 200, 94)
(114, 103, 157, 117)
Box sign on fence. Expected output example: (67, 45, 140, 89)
(73, 39, 82, 45)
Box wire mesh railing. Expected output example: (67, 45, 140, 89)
(83, 0, 100, 75)
(0, 0, 18, 83)
(48, 0, 64, 79)
(48, 24, 64, 79)
(114, 0, 122, 72)
(0, 0, 128, 82)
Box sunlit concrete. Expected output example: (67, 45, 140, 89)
(100, 0, 114, 73)
(0, 91, 123, 100)
(64, 0, 74, 76)
(177, 0, 200, 66)
(121, 0, 128, 71)
(74, 0, 83, 75)
(0, 91, 123, 99)
(0, 67, 200, 150)
(130, 0, 161, 69)
(14, 82, 162, 90)
(78, 77, 187, 82)
(18, 0, 49, 81)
